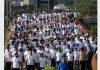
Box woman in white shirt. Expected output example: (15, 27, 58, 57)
(26, 51, 35, 70)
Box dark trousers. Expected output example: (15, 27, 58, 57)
(74, 60, 79, 70)
(35, 63, 39, 70)
(51, 58, 56, 67)
(39, 67, 45, 70)
(5, 62, 11, 70)
(26, 65, 34, 70)
(69, 61, 73, 70)
(85, 60, 88, 70)
(13, 68, 19, 70)
(80, 61, 85, 70)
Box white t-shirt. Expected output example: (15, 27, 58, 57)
(50, 49, 56, 58)
(12, 57, 20, 68)
(65, 48, 70, 54)
(4, 49, 12, 62)
(24, 50, 29, 59)
(18, 52, 24, 62)
(66, 52, 73, 61)
(22, 44, 27, 50)
(73, 51, 78, 60)
(33, 53, 39, 63)
(78, 41, 84, 48)
(39, 57, 47, 68)
(46, 53, 51, 66)
(61, 45, 66, 54)
(56, 52, 63, 61)
(68, 41, 75, 48)
(26, 55, 34, 65)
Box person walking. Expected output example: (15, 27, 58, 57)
(78, 48, 86, 70)
(4, 46, 12, 70)
(12, 53, 21, 70)
(25, 51, 35, 70)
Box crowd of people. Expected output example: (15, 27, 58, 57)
(4, 11, 97, 70)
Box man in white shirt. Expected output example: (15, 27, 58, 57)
(4, 46, 12, 70)
(45, 51, 52, 67)
(56, 48, 63, 66)
(50, 47, 57, 67)
(26, 51, 35, 70)
(33, 49, 39, 70)
(68, 38, 75, 49)
(66, 49, 73, 70)
(39, 54, 47, 70)
(24, 47, 29, 60)
(73, 48, 79, 70)
(18, 48, 24, 70)
(12, 53, 21, 70)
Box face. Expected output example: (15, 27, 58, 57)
(62, 58, 66, 62)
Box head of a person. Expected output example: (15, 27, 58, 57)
(62, 56, 67, 63)
(40, 53, 43, 58)
(7, 44, 10, 51)
(29, 50, 32, 55)
(20, 48, 23, 52)
(15, 53, 18, 58)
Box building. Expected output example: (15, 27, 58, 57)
(23, 0, 36, 6)
(11, 0, 23, 6)
(37, 0, 55, 10)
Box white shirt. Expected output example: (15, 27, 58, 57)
(46, 53, 51, 66)
(12, 57, 20, 68)
(39, 57, 47, 68)
(33, 53, 39, 63)
(4, 49, 12, 62)
(78, 41, 84, 48)
(56, 52, 63, 61)
(68, 41, 75, 48)
(50, 49, 56, 58)
(61, 45, 67, 53)
(24, 50, 29, 59)
(66, 52, 73, 61)
(18, 52, 24, 62)
(26, 55, 34, 65)
(65, 48, 70, 54)
(73, 51, 78, 60)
